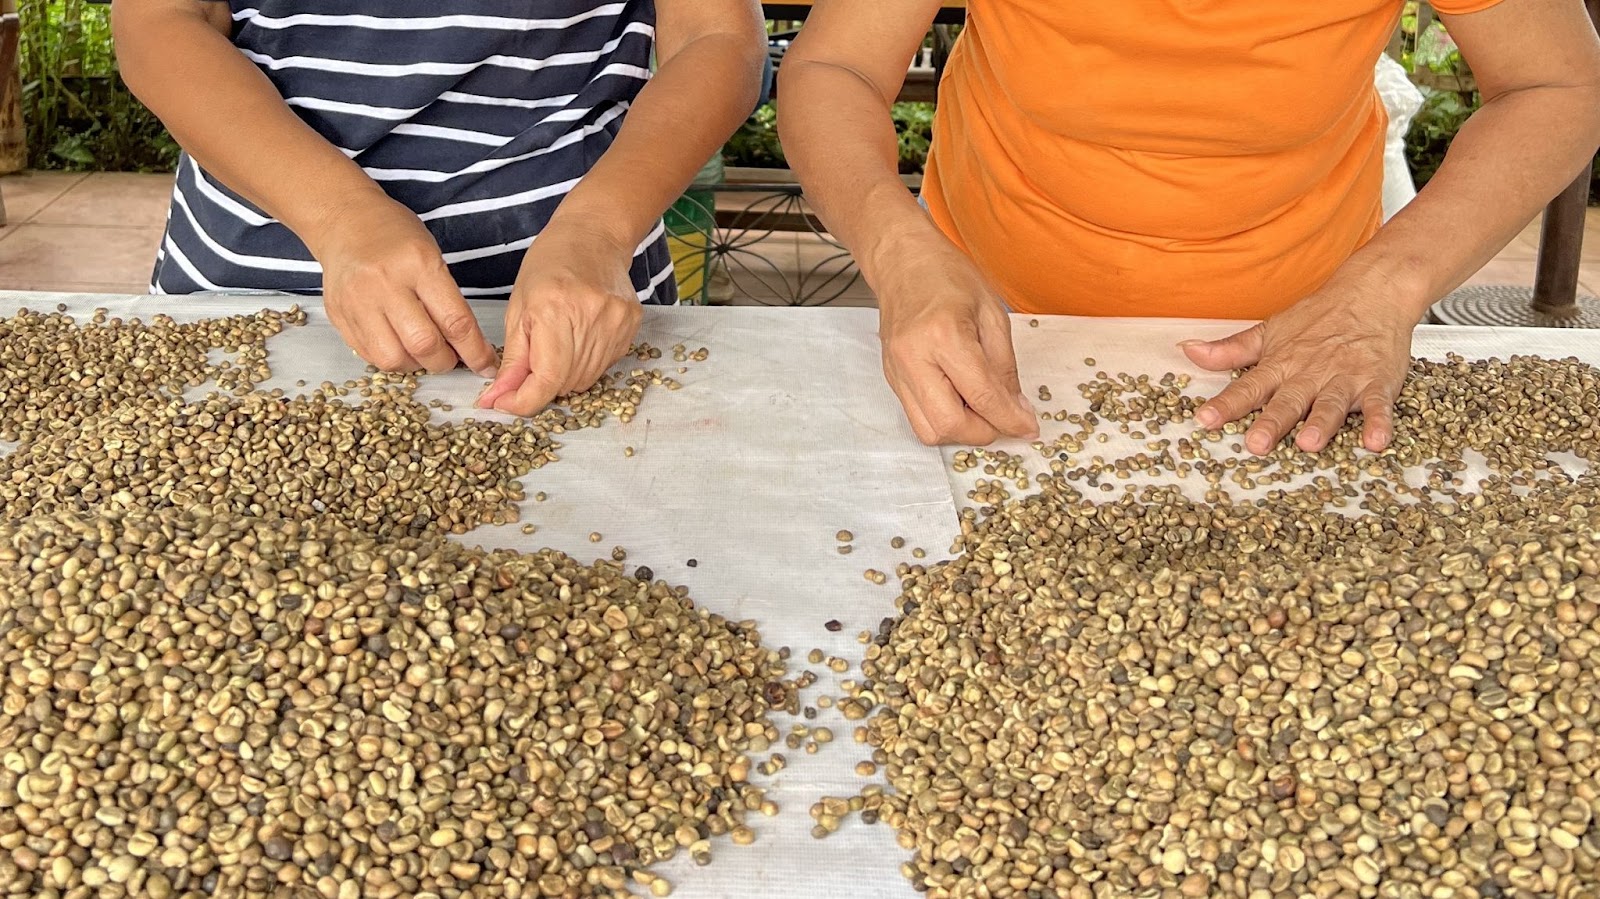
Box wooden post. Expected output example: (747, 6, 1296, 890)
(0, 0, 22, 176)
(1533, 166, 1592, 316)
(1532, 0, 1600, 316)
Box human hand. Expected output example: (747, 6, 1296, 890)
(476, 224, 642, 415)
(877, 241, 1039, 446)
(1181, 271, 1417, 455)
(311, 197, 498, 376)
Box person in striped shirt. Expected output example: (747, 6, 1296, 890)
(114, 1, 764, 414)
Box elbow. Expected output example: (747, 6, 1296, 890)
(1567, 50, 1600, 147)
(1582, 73, 1600, 150)
(109, 6, 166, 99)
(773, 59, 820, 144)
(734, 39, 767, 120)
(108, 6, 144, 87)
(1569, 84, 1600, 164)
(679, 29, 766, 125)
(112, 2, 229, 99)
(710, 27, 767, 117)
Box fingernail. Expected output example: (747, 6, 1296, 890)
(1247, 432, 1272, 455)
(476, 367, 497, 379)
(1195, 407, 1220, 429)
(1299, 427, 1320, 447)
(475, 386, 494, 408)
(1176, 339, 1206, 349)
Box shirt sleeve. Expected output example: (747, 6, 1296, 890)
(1428, 0, 1509, 15)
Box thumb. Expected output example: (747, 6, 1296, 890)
(1180, 324, 1266, 372)
(476, 316, 531, 409)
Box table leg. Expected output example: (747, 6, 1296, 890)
(1532, 166, 1591, 318)
(1530, 0, 1600, 317)
(1430, 0, 1600, 327)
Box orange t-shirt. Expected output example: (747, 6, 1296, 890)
(922, 0, 1500, 319)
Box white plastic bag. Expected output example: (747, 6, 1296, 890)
(1376, 54, 1426, 222)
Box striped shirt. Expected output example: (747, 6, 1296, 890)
(152, 0, 676, 305)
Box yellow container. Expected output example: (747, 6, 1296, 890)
(665, 189, 715, 305)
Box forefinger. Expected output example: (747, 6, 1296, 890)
(387, 297, 460, 374)
(416, 266, 499, 377)
(1195, 367, 1281, 430)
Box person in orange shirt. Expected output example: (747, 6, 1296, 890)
(779, 0, 1600, 452)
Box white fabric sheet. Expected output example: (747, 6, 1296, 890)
(1, 291, 1597, 897)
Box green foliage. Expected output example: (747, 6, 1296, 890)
(723, 104, 786, 169)
(723, 102, 938, 174)
(17, 0, 180, 172)
(1399, 13, 1467, 77)
(891, 102, 935, 175)
(1404, 89, 1478, 189)
(13, 1, 1596, 203)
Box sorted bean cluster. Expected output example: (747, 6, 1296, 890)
(0, 305, 306, 444)
(0, 305, 786, 899)
(1034, 355, 1598, 503)
(858, 355, 1600, 899)
(0, 361, 678, 539)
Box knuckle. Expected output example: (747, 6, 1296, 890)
(927, 411, 965, 440)
(435, 311, 477, 341)
(402, 329, 445, 359)
(397, 239, 440, 268)
(1251, 358, 1292, 384)
(1273, 382, 1315, 409)
(373, 351, 411, 372)
(1207, 388, 1247, 415)
(964, 384, 1003, 412)
(926, 317, 974, 345)
(1309, 402, 1346, 425)
(1251, 413, 1286, 435)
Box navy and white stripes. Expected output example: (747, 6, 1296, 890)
(152, 0, 676, 304)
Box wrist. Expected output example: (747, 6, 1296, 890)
(858, 188, 944, 280)
(542, 201, 640, 264)
(298, 187, 412, 260)
(1331, 246, 1437, 324)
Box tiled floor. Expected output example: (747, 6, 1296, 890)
(0, 172, 170, 295)
(4, 170, 1599, 304)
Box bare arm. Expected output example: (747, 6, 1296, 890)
(1185, 0, 1600, 455)
(113, 0, 498, 375)
(540, 0, 766, 255)
(776, 0, 1037, 446)
(1360, 0, 1600, 310)
(480, 0, 766, 415)
(777, 1, 944, 283)
(113, 0, 386, 250)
